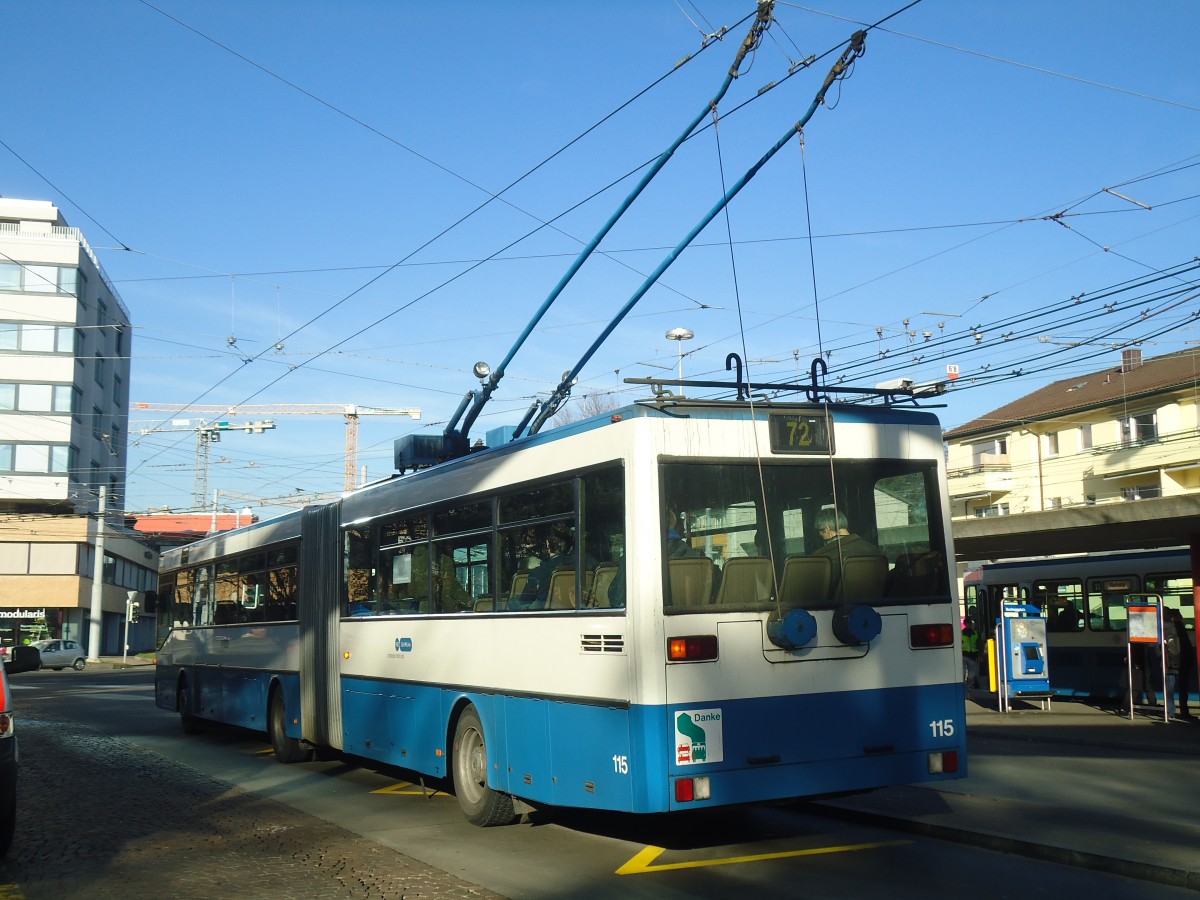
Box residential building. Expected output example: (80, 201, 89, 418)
(0, 196, 155, 655)
(944, 348, 1200, 524)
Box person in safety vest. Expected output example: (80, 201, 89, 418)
(962, 617, 981, 689)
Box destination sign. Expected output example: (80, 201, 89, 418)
(769, 413, 832, 455)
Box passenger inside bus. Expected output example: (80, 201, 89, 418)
(810, 508, 885, 601)
(514, 531, 574, 609)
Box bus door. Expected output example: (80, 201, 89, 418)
(1086, 574, 1141, 699)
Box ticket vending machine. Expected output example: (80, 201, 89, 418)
(996, 603, 1051, 712)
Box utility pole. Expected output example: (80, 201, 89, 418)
(86, 484, 106, 662)
(193, 419, 276, 507)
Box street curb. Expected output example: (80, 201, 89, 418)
(815, 800, 1200, 892)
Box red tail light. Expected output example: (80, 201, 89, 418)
(668, 635, 718, 661)
(910, 623, 954, 648)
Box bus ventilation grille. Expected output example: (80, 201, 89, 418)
(580, 634, 625, 654)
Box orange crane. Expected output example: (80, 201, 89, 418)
(134, 403, 422, 494)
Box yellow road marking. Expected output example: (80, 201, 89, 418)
(372, 780, 448, 798)
(616, 839, 911, 875)
(0, 883, 26, 899)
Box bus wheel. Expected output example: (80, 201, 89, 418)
(451, 705, 515, 826)
(269, 689, 311, 763)
(177, 683, 203, 735)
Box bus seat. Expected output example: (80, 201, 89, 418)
(715, 556, 773, 605)
(778, 556, 832, 608)
(510, 572, 530, 601)
(473, 597, 494, 612)
(588, 563, 619, 608)
(669, 557, 714, 607)
(547, 568, 579, 609)
(841, 555, 889, 602)
(886, 550, 944, 598)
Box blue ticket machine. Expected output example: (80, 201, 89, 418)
(997, 603, 1051, 711)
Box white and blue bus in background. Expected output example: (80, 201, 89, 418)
(964, 548, 1197, 700)
(155, 392, 966, 825)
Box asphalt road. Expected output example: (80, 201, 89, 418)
(2, 667, 1196, 899)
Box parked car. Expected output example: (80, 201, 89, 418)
(30, 639, 86, 671)
(0, 659, 16, 856)
(2, 645, 41, 675)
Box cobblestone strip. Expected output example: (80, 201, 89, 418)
(0, 710, 506, 900)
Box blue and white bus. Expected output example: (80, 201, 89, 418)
(964, 548, 1197, 699)
(155, 396, 966, 825)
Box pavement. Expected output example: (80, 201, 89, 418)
(822, 692, 1200, 892)
(52, 660, 1200, 894)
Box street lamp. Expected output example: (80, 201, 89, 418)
(665, 327, 694, 383)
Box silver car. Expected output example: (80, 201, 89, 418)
(31, 639, 86, 671)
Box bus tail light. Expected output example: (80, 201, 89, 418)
(674, 776, 711, 802)
(668, 635, 718, 662)
(910, 623, 954, 648)
(928, 750, 959, 774)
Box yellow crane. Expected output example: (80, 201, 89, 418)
(134, 403, 422, 495)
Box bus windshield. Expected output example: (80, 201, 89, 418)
(660, 459, 950, 611)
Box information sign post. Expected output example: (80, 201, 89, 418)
(1126, 594, 1167, 723)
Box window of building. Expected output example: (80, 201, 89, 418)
(1120, 483, 1161, 501)
(93, 353, 104, 386)
(1079, 423, 1092, 450)
(1044, 432, 1059, 456)
(973, 502, 1010, 517)
(970, 436, 1009, 466)
(0, 263, 74, 294)
(0, 322, 76, 353)
(1, 444, 71, 474)
(22, 325, 56, 352)
(22, 264, 58, 293)
(1120, 411, 1158, 446)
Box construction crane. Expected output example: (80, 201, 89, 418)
(134, 403, 422, 494)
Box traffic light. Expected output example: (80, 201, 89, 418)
(129, 601, 140, 624)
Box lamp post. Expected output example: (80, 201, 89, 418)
(665, 327, 694, 383)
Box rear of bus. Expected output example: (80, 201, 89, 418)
(631, 404, 966, 811)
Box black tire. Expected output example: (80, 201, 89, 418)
(177, 683, 204, 735)
(268, 689, 311, 763)
(451, 705, 516, 826)
(0, 769, 14, 858)
(71, 658, 85, 671)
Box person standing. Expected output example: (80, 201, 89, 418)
(1165, 608, 1194, 720)
(962, 617, 981, 690)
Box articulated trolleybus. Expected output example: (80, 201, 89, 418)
(155, 385, 966, 825)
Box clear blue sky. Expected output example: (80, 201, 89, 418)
(3, 1, 1198, 517)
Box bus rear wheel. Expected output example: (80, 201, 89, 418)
(177, 683, 203, 735)
(268, 689, 311, 763)
(452, 705, 515, 826)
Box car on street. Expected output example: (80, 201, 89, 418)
(1, 645, 41, 675)
(30, 639, 86, 671)
(0, 659, 16, 856)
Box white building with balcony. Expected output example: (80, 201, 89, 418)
(944, 349, 1200, 522)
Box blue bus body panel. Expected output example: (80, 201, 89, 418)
(336, 677, 964, 814)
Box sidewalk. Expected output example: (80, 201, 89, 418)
(92, 654, 155, 668)
(822, 695, 1200, 891)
